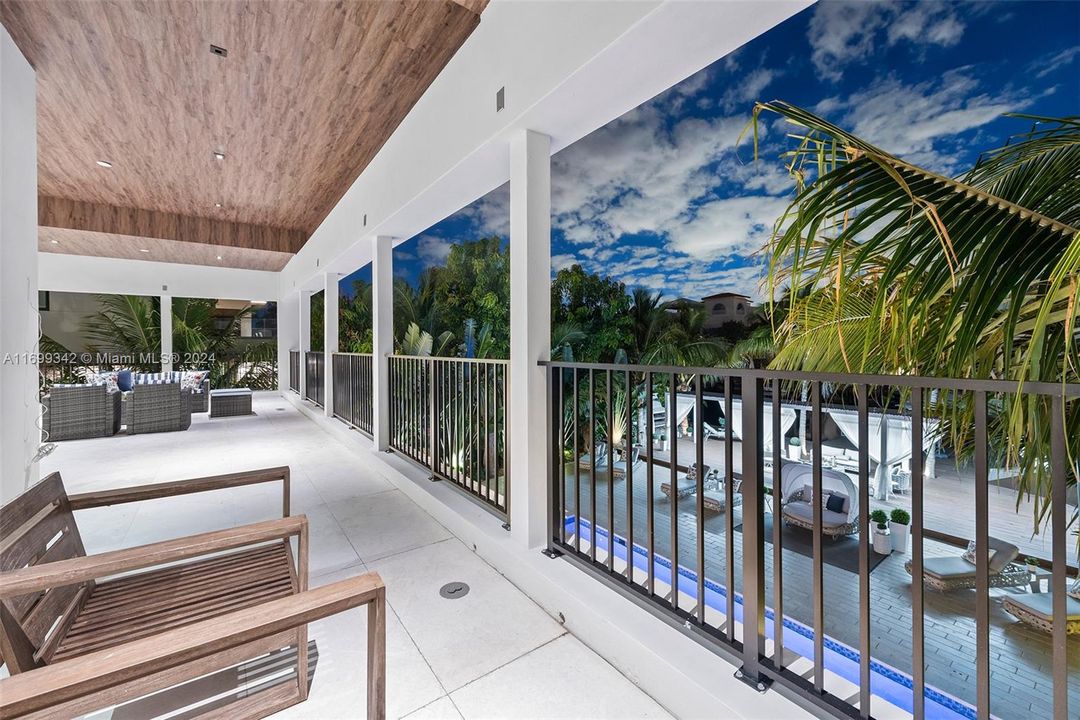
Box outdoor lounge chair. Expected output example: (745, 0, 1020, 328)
(596, 445, 641, 479)
(661, 463, 711, 500)
(904, 537, 1028, 591)
(780, 462, 860, 538)
(1001, 579, 1080, 634)
(702, 421, 725, 440)
(0, 467, 387, 720)
(577, 443, 607, 470)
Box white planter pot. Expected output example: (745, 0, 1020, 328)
(890, 522, 909, 553)
(872, 528, 892, 555)
(787, 444, 801, 461)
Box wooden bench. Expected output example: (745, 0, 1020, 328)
(0, 467, 386, 719)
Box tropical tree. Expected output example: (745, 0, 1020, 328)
(82, 295, 277, 389)
(755, 101, 1079, 530)
(551, 264, 634, 362)
(340, 278, 373, 353)
(435, 237, 511, 357)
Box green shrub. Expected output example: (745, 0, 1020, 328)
(869, 509, 889, 529)
(889, 508, 910, 525)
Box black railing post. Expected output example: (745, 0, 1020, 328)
(544, 366, 562, 557)
(737, 375, 769, 691)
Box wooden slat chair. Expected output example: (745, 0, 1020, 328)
(0, 467, 386, 720)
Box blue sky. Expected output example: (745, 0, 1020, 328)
(348, 0, 1079, 301)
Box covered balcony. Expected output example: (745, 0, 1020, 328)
(2, 2, 1077, 720)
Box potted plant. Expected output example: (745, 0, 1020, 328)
(787, 436, 801, 461)
(889, 508, 910, 553)
(870, 510, 891, 555)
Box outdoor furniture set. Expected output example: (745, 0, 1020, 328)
(0, 466, 386, 719)
(42, 370, 254, 440)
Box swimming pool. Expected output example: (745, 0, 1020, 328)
(564, 516, 983, 720)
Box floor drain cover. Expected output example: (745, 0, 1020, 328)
(276, 407, 286, 411)
(439, 582, 470, 599)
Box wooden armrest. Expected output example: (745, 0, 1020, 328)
(0, 515, 307, 599)
(0, 572, 386, 720)
(69, 466, 291, 517)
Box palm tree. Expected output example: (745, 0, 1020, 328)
(755, 101, 1078, 530)
(82, 295, 277, 389)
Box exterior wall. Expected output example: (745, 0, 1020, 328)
(703, 295, 753, 329)
(39, 291, 107, 353)
(1, 27, 39, 503)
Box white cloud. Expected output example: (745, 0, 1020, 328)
(808, 1, 966, 81)
(667, 195, 791, 262)
(551, 254, 579, 272)
(417, 235, 453, 265)
(1033, 46, 1080, 79)
(824, 69, 1031, 171)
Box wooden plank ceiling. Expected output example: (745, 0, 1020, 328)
(1, 0, 487, 270)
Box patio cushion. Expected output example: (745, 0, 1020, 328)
(117, 369, 133, 392)
(1004, 593, 1080, 622)
(959, 538, 1020, 572)
(784, 501, 848, 528)
(923, 556, 978, 580)
(825, 493, 846, 514)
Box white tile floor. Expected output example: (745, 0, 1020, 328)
(38, 393, 672, 720)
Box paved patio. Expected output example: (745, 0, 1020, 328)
(35, 393, 671, 720)
(561, 460, 1079, 720)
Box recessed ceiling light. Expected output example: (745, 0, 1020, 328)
(96, 160, 113, 168)
(138, 248, 150, 253)
(214, 202, 222, 208)
(50, 239, 59, 244)
(216, 255, 222, 260)
(213, 151, 225, 161)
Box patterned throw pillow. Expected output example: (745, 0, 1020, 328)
(182, 370, 209, 392)
(86, 371, 119, 392)
(961, 541, 998, 567)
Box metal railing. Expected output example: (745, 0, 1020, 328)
(332, 353, 374, 436)
(389, 355, 509, 520)
(288, 350, 300, 394)
(304, 351, 324, 407)
(543, 361, 1078, 720)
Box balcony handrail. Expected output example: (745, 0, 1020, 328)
(539, 359, 1080, 397)
(388, 353, 509, 366)
(332, 351, 373, 357)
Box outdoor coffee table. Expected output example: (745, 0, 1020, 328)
(210, 388, 254, 418)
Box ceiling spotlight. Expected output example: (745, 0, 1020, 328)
(96, 160, 113, 168)
(138, 248, 150, 253)
(213, 151, 225, 161)
(215, 202, 222, 208)
(50, 239, 59, 245)
(216, 255, 222, 260)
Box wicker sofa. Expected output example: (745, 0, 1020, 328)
(42, 384, 122, 441)
(122, 382, 193, 434)
(132, 371, 210, 412)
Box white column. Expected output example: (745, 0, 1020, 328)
(276, 293, 299, 394)
(323, 272, 341, 417)
(160, 295, 173, 373)
(508, 129, 551, 548)
(371, 236, 394, 451)
(299, 291, 312, 399)
(0, 27, 39, 502)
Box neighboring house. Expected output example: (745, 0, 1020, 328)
(702, 292, 753, 329)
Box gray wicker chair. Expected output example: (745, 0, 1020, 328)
(125, 383, 193, 434)
(42, 385, 121, 441)
(1002, 578, 1080, 634)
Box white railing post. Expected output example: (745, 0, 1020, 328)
(323, 272, 341, 418)
(508, 129, 551, 548)
(160, 294, 173, 373)
(371, 235, 394, 451)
